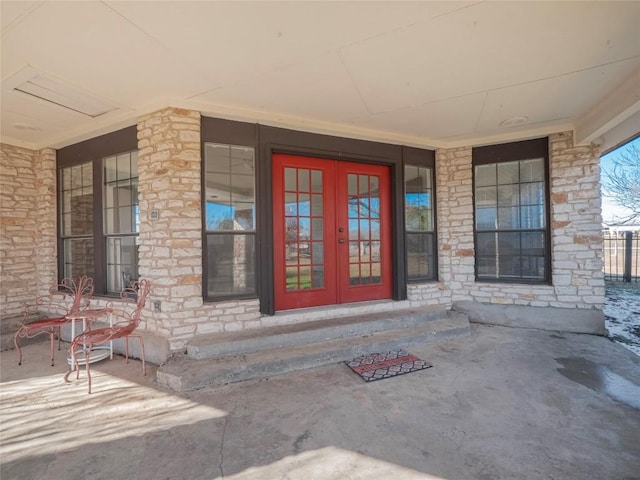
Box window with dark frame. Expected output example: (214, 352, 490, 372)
(59, 150, 139, 294)
(473, 138, 549, 283)
(404, 164, 437, 281)
(58, 127, 138, 296)
(204, 143, 256, 300)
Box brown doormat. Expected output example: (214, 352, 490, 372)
(345, 349, 432, 382)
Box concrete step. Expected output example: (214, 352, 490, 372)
(187, 304, 448, 360)
(157, 310, 470, 392)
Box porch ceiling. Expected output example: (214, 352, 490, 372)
(1, 1, 638, 152)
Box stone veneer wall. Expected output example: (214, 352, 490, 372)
(137, 108, 260, 352)
(1, 144, 57, 321)
(408, 131, 604, 311)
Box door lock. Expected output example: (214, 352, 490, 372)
(338, 238, 345, 244)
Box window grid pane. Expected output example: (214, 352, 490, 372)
(204, 143, 257, 299)
(207, 233, 256, 297)
(205, 143, 256, 232)
(474, 156, 547, 282)
(404, 165, 436, 281)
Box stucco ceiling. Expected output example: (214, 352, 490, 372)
(1, 1, 639, 152)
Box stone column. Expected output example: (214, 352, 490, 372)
(0, 144, 38, 319)
(35, 148, 58, 296)
(549, 131, 604, 309)
(435, 146, 474, 301)
(137, 107, 203, 341)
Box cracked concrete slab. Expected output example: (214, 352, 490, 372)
(1, 324, 639, 480)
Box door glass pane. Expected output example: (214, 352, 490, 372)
(311, 218, 323, 240)
(349, 219, 359, 240)
(312, 242, 324, 264)
(286, 267, 298, 290)
(348, 198, 359, 218)
(281, 165, 324, 292)
(298, 169, 310, 192)
(349, 263, 361, 285)
(299, 266, 312, 289)
(345, 172, 384, 287)
(284, 193, 297, 216)
(359, 219, 370, 239)
(311, 194, 323, 216)
(285, 168, 297, 190)
(371, 263, 381, 284)
(359, 175, 368, 195)
(298, 218, 310, 241)
(311, 170, 322, 193)
(371, 219, 380, 240)
(348, 174, 357, 196)
(311, 266, 324, 288)
(298, 194, 310, 216)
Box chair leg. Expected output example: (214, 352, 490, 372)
(14, 328, 24, 366)
(49, 328, 55, 366)
(57, 326, 62, 351)
(138, 336, 146, 376)
(85, 347, 93, 394)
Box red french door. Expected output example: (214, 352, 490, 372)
(273, 154, 392, 311)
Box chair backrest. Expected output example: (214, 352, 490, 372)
(41, 276, 94, 316)
(116, 279, 151, 332)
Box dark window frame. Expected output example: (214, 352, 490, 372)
(57, 126, 138, 296)
(472, 137, 551, 284)
(201, 118, 258, 303)
(403, 147, 438, 283)
(201, 117, 438, 314)
(202, 141, 257, 302)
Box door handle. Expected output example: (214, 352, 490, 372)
(338, 227, 344, 233)
(338, 238, 345, 244)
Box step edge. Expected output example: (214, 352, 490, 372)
(188, 314, 462, 360)
(159, 323, 470, 391)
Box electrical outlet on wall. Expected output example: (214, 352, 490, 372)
(153, 300, 161, 313)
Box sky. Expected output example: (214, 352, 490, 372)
(600, 136, 639, 225)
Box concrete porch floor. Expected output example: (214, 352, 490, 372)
(1, 324, 639, 480)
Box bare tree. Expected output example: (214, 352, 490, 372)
(602, 142, 640, 224)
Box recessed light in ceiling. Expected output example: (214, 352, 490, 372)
(11, 69, 116, 118)
(499, 116, 529, 128)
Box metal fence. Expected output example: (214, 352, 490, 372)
(603, 230, 640, 282)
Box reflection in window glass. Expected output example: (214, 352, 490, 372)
(404, 165, 436, 281)
(204, 143, 257, 299)
(205, 144, 255, 232)
(474, 156, 546, 281)
(103, 150, 139, 293)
